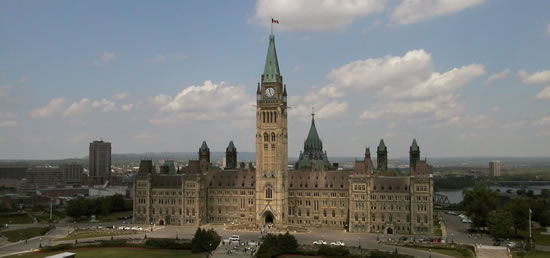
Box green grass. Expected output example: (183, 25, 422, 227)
(98, 210, 133, 222)
(4, 247, 206, 258)
(410, 246, 474, 258)
(55, 230, 141, 241)
(0, 213, 33, 224)
(0, 227, 51, 242)
(517, 228, 550, 246)
(513, 251, 550, 258)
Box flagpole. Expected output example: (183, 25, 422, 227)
(529, 208, 531, 240)
(271, 17, 273, 35)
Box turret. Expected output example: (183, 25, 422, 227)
(225, 140, 237, 169)
(199, 141, 210, 171)
(377, 139, 388, 171)
(409, 138, 420, 172)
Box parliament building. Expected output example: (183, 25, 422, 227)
(133, 34, 434, 235)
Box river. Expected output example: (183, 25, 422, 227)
(436, 185, 550, 204)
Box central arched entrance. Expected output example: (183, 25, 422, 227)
(387, 227, 393, 234)
(263, 212, 274, 224)
(159, 219, 165, 226)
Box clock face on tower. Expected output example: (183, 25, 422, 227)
(265, 87, 275, 97)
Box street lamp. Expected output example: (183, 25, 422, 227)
(39, 237, 42, 248)
(429, 249, 432, 258)
(176, 230, 179, 240)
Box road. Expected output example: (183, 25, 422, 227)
(0, 221, 453, 258)
(440, 212, 493, 246)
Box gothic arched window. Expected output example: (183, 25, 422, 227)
(271, 132, 276, 141)
(264, 133, 269, 142)
(266, 185, 272, 199)
(262, 112, 265, 123)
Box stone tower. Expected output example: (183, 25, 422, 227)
(409, 138, 420, 172)
(199, 141, 210, 172)
(377, 139, 388, 171)
(225, 141, 237, 169)
(255, 34, 288, 226)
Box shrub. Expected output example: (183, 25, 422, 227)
(256, 232, 300, 258)
(145, 238, 191, 250)
(190, 228, 221, 253)
(41, 243, 74, 252)
(99, 239, 128, 247)
(317, 245, 351, 257)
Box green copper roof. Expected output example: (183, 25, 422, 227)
(295, 113, 333, 171)
(262, 34, 282, 84)
(305, 115, 322, 148)
(377, 139, 387, 152)
(200, 141, 209, 152)
(227, 140, 236, 152)
(411, 138, 419, 151)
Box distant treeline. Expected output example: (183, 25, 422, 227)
(434, 175, 480, 191)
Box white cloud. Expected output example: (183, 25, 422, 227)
(30, 98, 65, 119)
(112, 92, 129, 100)
(102, 52, 116, 62)
(152, 55, 167, 64)
(253, 0, 385, 31)
(151, 80, 254, 124)
(487, 69, 511, 81)
(121, 104, 134, 111)
(0, 112, 16, 119)
(293, 49, 483, 125)
(518, 70, 550, 84)
(491, 106, 501, 112)
(0, 121, 18, 127)
(534, 116, 550, 126)
(92, 98, 116, 112)
(536, 86, 550, 100)
(93, 52, 116, 65)
(63, 98, 91, 117)
(316, 101, 349, 119)
(391, 0, 486, 25)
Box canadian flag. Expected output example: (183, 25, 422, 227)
(272, 18, 279, 24)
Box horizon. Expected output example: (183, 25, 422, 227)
(1, 1, 550, 159)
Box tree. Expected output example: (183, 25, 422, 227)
(463, 184, 498, 228)
(190, 228, 220, 253)
(488, 209, 513, 240)
(508, 198, 529, 236)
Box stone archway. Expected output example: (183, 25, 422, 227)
(387, 227, 393, 234)
(159, 219, 165, 226)
(263, 211, 274, 225)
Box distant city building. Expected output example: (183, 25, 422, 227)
(133, 34, 433, 235)
(489, 160, 501, 177)
(89, 140, 111, 177)
(61, 163, 83, 184)
(26, 167, 63, 187)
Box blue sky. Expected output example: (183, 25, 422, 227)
(1, 0, 550, 159)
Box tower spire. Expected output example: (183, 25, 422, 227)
(262, 34, 282, 84)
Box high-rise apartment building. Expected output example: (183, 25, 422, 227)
(489, 160, 501, 177)
(89, 140, 111, 178)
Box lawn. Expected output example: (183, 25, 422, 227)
(0, 213, 33, 224)
(99, 210, 133, 222)
(411, 246, 474, 258)
(55, 230, 141, 241)
(433, 221, 442, 236)
(4, 247, 206, 258)
(517, 228, 550, 246)
(513, 251, 550, 258)
(1, 227, 51, 242)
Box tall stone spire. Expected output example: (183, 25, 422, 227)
(295, 109, 333, 171)
(262, 34, 282, 84)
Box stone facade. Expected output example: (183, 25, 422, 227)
(133, 34, 434, 234)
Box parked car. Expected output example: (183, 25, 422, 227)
(445, 211, 458, 215)
(507, 241, 517, 248)
(131, 226, 139, 230)
(106, 225, 115, 229)
(313, 240, 327, 245)
(229, 235, 240, 242)
(330, 240, 345, 246)
(118, 226, 125, 230)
